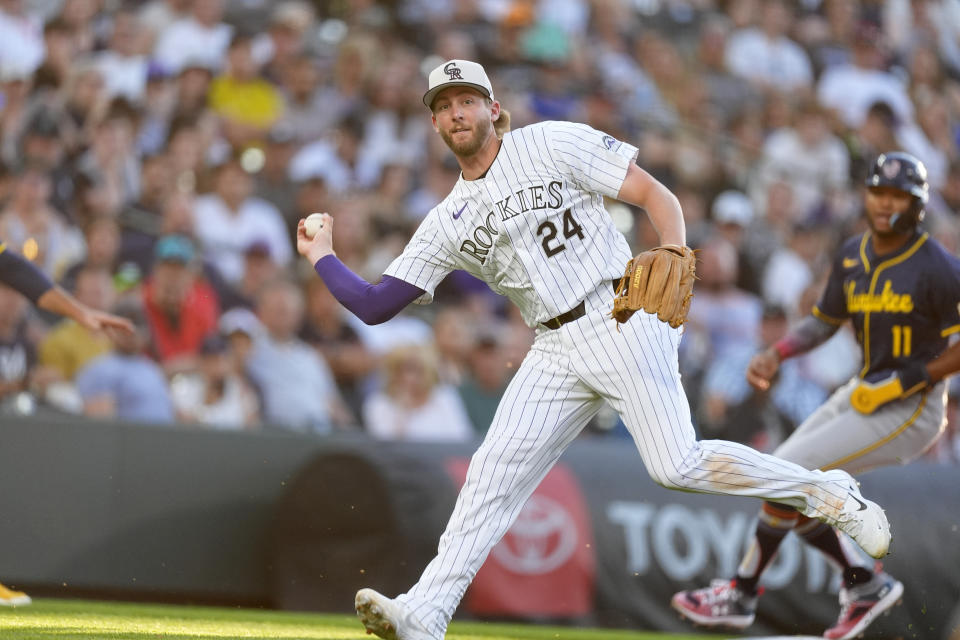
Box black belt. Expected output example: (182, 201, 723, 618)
(542, 280, 619, 330)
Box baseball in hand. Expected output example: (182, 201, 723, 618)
(304, 213, 325, 238)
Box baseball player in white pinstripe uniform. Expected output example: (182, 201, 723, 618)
(295, 60, 891, 640)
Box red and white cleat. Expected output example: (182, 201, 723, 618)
(671, 579, 759, 629)
(823, 570, 904, 639)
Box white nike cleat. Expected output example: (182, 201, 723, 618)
(824, 470, 891, 559)
(355, 588, 435, 640)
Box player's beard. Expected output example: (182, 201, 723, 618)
(439, 117, 493, 157)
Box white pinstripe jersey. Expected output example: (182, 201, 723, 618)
(384, 120, 638, 327)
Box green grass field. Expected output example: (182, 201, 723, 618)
(0, 599, 719, 640)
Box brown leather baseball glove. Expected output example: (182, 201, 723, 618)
(610, 245, 696, 328)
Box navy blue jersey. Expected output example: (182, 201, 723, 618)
(814, 230, 960, 381)
(0, 241, 53, 302)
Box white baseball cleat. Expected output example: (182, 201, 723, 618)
(824, 470, 891, 559)
(355, 588, 434, 640)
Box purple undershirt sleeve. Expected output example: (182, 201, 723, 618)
(314, 255, 425, 325)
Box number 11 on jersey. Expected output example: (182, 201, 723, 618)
(892, 324, 912, 358)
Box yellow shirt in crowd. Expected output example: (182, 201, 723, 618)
(39, 320, 113, 380)
(208, 76, 284, 129)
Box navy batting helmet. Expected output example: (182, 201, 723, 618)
(865, 152, 929, 230)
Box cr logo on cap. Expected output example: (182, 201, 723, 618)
(444, 62, 463, 80)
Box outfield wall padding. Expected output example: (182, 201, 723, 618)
(1, 415, 958, 638)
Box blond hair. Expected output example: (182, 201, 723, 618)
(382, 343, 440, 395)
(494, 107, 511, 138)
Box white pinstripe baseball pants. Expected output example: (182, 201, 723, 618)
(397, 289, 856, 639)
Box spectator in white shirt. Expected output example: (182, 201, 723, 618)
(724, 0, 813, 92)
(288, 114, 382, 194)
(884, 0, 960, 76)
(247, 279, 351, 433)
(0, 163, 84, 280)
(95, 9, 149, 103)
(193, 157, 292, 284)
(152, 0, 231, 75)
(761, 222, 826, 318)
(753, 100, 850, 221)
(170, 333, 260, 430)
(0, 0, 44, 77)
(138, 0, 189, 48)
(817, 23, 914, 129)
(363, 343, 475, 442)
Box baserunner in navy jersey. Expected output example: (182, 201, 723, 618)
(0, 241, 132, 607)
(673, 152, 960, 640)
(0, 241, 133, 333)
(296, 59, 892, 640)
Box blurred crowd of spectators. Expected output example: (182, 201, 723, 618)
(0, 0, 958, 462)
